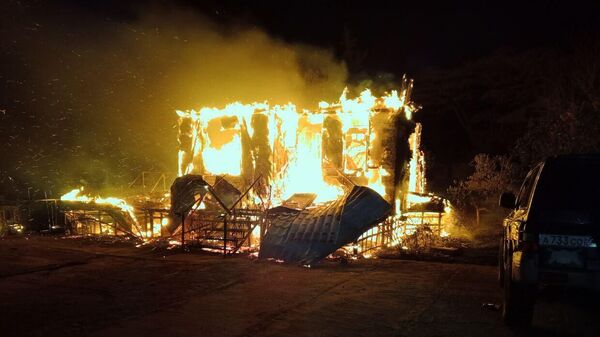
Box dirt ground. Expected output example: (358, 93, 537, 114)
(1, 236, 599, 337)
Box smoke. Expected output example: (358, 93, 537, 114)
(0, 1, 347, 196)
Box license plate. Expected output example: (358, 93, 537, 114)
(539, 234, 597, 248)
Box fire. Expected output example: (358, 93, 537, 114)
(51, 78, 455, 257)
(177, 87, 416, 205)
(61, 187, 135, 216)
(60, 187, 142, 236)
(407, 123, 426, 198)
(280, 112, 344, 203)
(175, 80, 454, 256)
(61, 187, 92, 203)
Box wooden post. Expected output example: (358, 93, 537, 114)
(181, 212, 185, 248)
(223, 216, 228, 257)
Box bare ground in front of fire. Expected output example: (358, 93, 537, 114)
(1, 236, 599, 337)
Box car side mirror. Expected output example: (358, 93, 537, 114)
(499, 192, 516, 209)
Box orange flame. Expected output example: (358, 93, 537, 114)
(60, 187, 142, 236)
(177, 87, 415, 204)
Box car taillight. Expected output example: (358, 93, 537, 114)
(521, 241, 539, 252)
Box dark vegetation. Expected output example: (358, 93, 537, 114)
(419, 37, 600, 235)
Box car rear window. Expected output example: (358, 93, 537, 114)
(532, 157, 600, 211)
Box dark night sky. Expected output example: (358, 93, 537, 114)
(69, 0, 600, 73)
(1, 0, 599, 197)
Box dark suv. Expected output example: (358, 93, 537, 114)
(498, 154, 600, 327)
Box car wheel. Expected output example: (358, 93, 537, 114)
(502, 252, 536, 329)
(498, 236, 505, 287)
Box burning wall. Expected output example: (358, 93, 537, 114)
(176, 77, 422, 211)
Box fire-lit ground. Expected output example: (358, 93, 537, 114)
(1, 237, 599, 337)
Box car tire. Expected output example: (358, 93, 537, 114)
(502, 252, 536, 329)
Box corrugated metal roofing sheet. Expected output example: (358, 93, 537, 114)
(259, 186, 390, 265)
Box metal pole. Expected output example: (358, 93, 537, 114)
(44, 191, 50, 232)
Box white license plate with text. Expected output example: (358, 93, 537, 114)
(539, 234, 597, 248)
